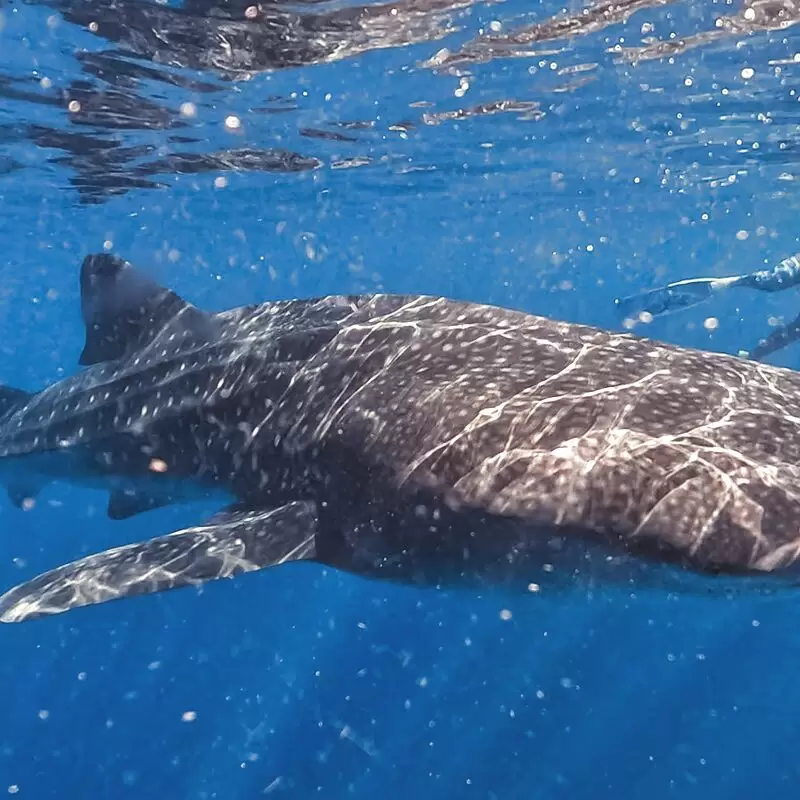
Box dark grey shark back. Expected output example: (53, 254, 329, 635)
(0, 254, 372, 459)
(255, 294, 800, 574)
(3, 252, 800, 623)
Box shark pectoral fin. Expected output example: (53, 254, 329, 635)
(107, 489, 174, 520)
(78, 253, 215, 366)
(0, 501, 320, 623)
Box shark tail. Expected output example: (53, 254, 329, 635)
(0, 385, 45, 508)
(0, 385, 33, 418)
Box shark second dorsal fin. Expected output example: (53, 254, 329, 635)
(107, 488, 174, 520)
(78, 253, 213, 366)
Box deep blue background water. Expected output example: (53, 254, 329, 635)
(4, 0, 800, 796)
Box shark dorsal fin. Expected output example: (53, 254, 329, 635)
(79, 253, 211, 366)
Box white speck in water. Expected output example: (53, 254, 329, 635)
(454, 77, 470, 98)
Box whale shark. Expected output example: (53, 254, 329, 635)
(3, 252, 800, 623)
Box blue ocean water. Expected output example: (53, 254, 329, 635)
(3, 0, 800, 796)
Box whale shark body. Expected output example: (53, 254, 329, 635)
(2, 253, 800, 622)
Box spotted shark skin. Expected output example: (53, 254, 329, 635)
(3, 253, 800, 622)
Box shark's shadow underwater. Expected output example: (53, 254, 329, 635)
(3, 253, 800, 623)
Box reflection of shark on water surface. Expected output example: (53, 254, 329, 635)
(5, 253, 800, 622)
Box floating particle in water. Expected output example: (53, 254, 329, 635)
(67, 100, 80, 113)
(37, 710, 49, 720)
(182, 711, 197, 722)
(122, 771, 138, 787)
(736, 229, 749, 240)
(704, 317, 720, 331)
(7, 786, 19, 795)
(224, 115, 242, 131)
(499, 608, 512, 621)
(180, 102, 197, 118)
(214, 176, 228, 189)
(263, 778, 284, 794)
